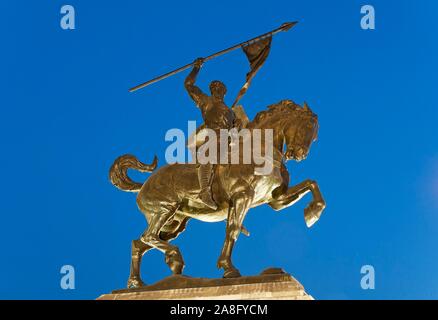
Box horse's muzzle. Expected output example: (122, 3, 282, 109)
(285, 147, 307, 162)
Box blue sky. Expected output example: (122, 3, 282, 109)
(0, 0, 437, 299)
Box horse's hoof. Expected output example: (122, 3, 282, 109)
(223, 268, 241, 278)
(169, 260, 185, 274)
(127, 277, 145, 288)
(165, 251, 185, 274)
(304, 201, 325, 228)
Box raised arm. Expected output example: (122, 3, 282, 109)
(185, 58, 208, 109)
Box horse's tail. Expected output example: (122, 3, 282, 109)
(109, 154, 158, 193)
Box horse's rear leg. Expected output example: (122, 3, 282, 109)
(127, 239, 151, 288)
(140, 206, 185, 275)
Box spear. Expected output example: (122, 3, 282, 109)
(129, 21, 297, 93)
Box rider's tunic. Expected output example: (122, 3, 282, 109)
(202, 97, 235, 133)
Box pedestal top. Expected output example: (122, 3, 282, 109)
(97, 268, 314, 300)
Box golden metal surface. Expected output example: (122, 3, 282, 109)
(110, 100, 324, 288)
(110, 26, 325, 288)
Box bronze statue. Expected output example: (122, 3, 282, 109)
(110, 99, 325, 288)
(110, 22, 326, 288)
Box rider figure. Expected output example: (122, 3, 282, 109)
(185, 57, 237, 210)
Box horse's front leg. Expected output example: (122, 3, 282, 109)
(269, 179, 326, 227)
(217, 190, 254, 278)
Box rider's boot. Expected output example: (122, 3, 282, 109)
(198, 163, 218, 210)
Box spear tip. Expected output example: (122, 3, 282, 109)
(281, 21, 298, 31)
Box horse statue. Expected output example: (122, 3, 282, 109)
(109, 99, 326, 288)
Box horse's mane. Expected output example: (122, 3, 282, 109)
(248, 99, 317, 128)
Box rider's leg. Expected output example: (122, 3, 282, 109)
(198, 163, 217, 210)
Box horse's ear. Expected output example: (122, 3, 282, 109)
(303, 101, 310, 111)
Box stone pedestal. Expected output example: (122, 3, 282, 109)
(97, 268, 314, 300)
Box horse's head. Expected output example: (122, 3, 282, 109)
(282, 102, 319, 162)
(249, 100, 319, 162)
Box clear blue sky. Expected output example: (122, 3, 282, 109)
(1, 0, 437, 299)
